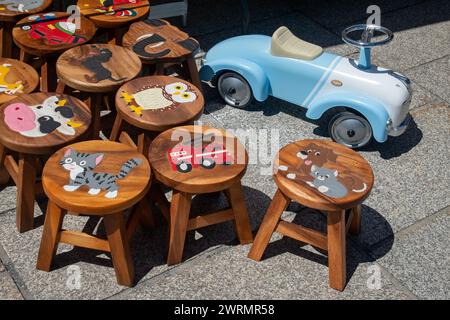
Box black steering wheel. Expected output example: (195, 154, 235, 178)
(342, 24, 393, 47)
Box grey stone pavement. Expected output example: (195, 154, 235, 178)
(0, 0, 449, 300)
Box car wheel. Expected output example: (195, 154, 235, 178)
(201, 158, 216, 169)
(329, 111, 372, 148)
(176, 162, 192, 173)
(217, 72, 253, 108)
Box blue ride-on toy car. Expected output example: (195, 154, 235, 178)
(200, 24, 412, 148)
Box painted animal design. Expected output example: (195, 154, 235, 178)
(307, 165, 348, 198)
(21, 15, 88, 46)
(121, 82, 197, 116)
(96, 0, 138, 16)
(4, 96, 81, 137)
(79, 46, 126, 83)
(132, 19, 199, 59)
(0, 64, 24, 95)
(0, 0, 43, 12)
(277, 143, 368, 198)
(60, 148, 142, 199)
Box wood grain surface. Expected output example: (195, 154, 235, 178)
(0, 0, 53, 22)
(12, 11, 97, 56)
(0, 92, 91, 154)
(57, 43, 142, 92)
(148, 125, 248, 193)
(116, 75, 204, 131)
(78, 0, 150, 28)
(42, 140, 151, 214)
(0, 58, 39, 104)
(122, 19, 199, 63)
(273, 139, 374, 211)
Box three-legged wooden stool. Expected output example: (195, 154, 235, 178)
(248, 140, 374, 291)
(37, 140, 152, 286)
(111, 75, 204, 155)
(12, 11, 96, 92)
(0, 92, 91, 232)
(56, 43, 142, 138)
(78, 0, 150, 45)
(123, 19, 202, 90)
(0, 0, 53, 58)
(148, 125, 253, 265)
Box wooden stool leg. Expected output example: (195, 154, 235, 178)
(185, 56, 202, 91)
(41, 56, 57, 92)
(36, 201, 65, 271)
(55, 81, 66, 94)
(89, 93, 103, 139)
(0, 143, 9, 185)
(227, 181, 253, 244)
(110, 113, 123, 141)
(167, 191, 191, 266)
(349, 205, 361, 235)
(327, 210, 346, 291)
(137, 133, 151, 155)
(1, 23, 13, 58)
(16, 154, 36, 233)
(104, 212, 135, 287)
(247, 189, 290, 261)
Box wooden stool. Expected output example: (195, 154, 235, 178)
(12, 11, 97, 92)
(78, 0, 150, 45)
(0, 0, 53, 58)
(0, 58, 39, 104)
(148, 125, 253, 265)
(248, 140, 374, 291)
(56, 43, 142, 138)
(123, 18, 202, 90)
(111, 75, 204, 155)
(0, 92, 91, 232)
(37, 140, 152, 286)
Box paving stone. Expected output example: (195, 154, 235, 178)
(295, 0, 423, 31)
(371, 209, 450, 299)
(331, 0, 450, 71)
(0, 272, 23, 300)
(197, 10, 356, 55)
(111, 239, 412, 300)
(405, 56, 450, 104)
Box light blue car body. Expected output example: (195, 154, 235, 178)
(200, 35, 411, 143)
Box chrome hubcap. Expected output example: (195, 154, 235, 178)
(218, 74, 251, 107)
(331, 113, 372, 148)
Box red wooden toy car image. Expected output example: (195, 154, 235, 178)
(21, 15, 88, 45)
(168, 138, 234, 173)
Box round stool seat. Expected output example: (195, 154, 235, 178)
(78, 0, 150, 29)
(0, 92, 91, 154)
(42, 140, 151, 215)
(273, 139, 374, 211)
(0, 0, 53, 22)
(12, 11, 97, 56)
(116, 76, 204, 132)
(0, 58, 39, 104)
(149, 125, 248, 193)
(57, 43, 142, 93)
(123, 19, 200, 63)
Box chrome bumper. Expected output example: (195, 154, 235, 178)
(388, 114, 410, 137)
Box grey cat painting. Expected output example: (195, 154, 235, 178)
(0, 0, 44, 12)
(60, 148, 142, 199)
(306, 165, 348, 198)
